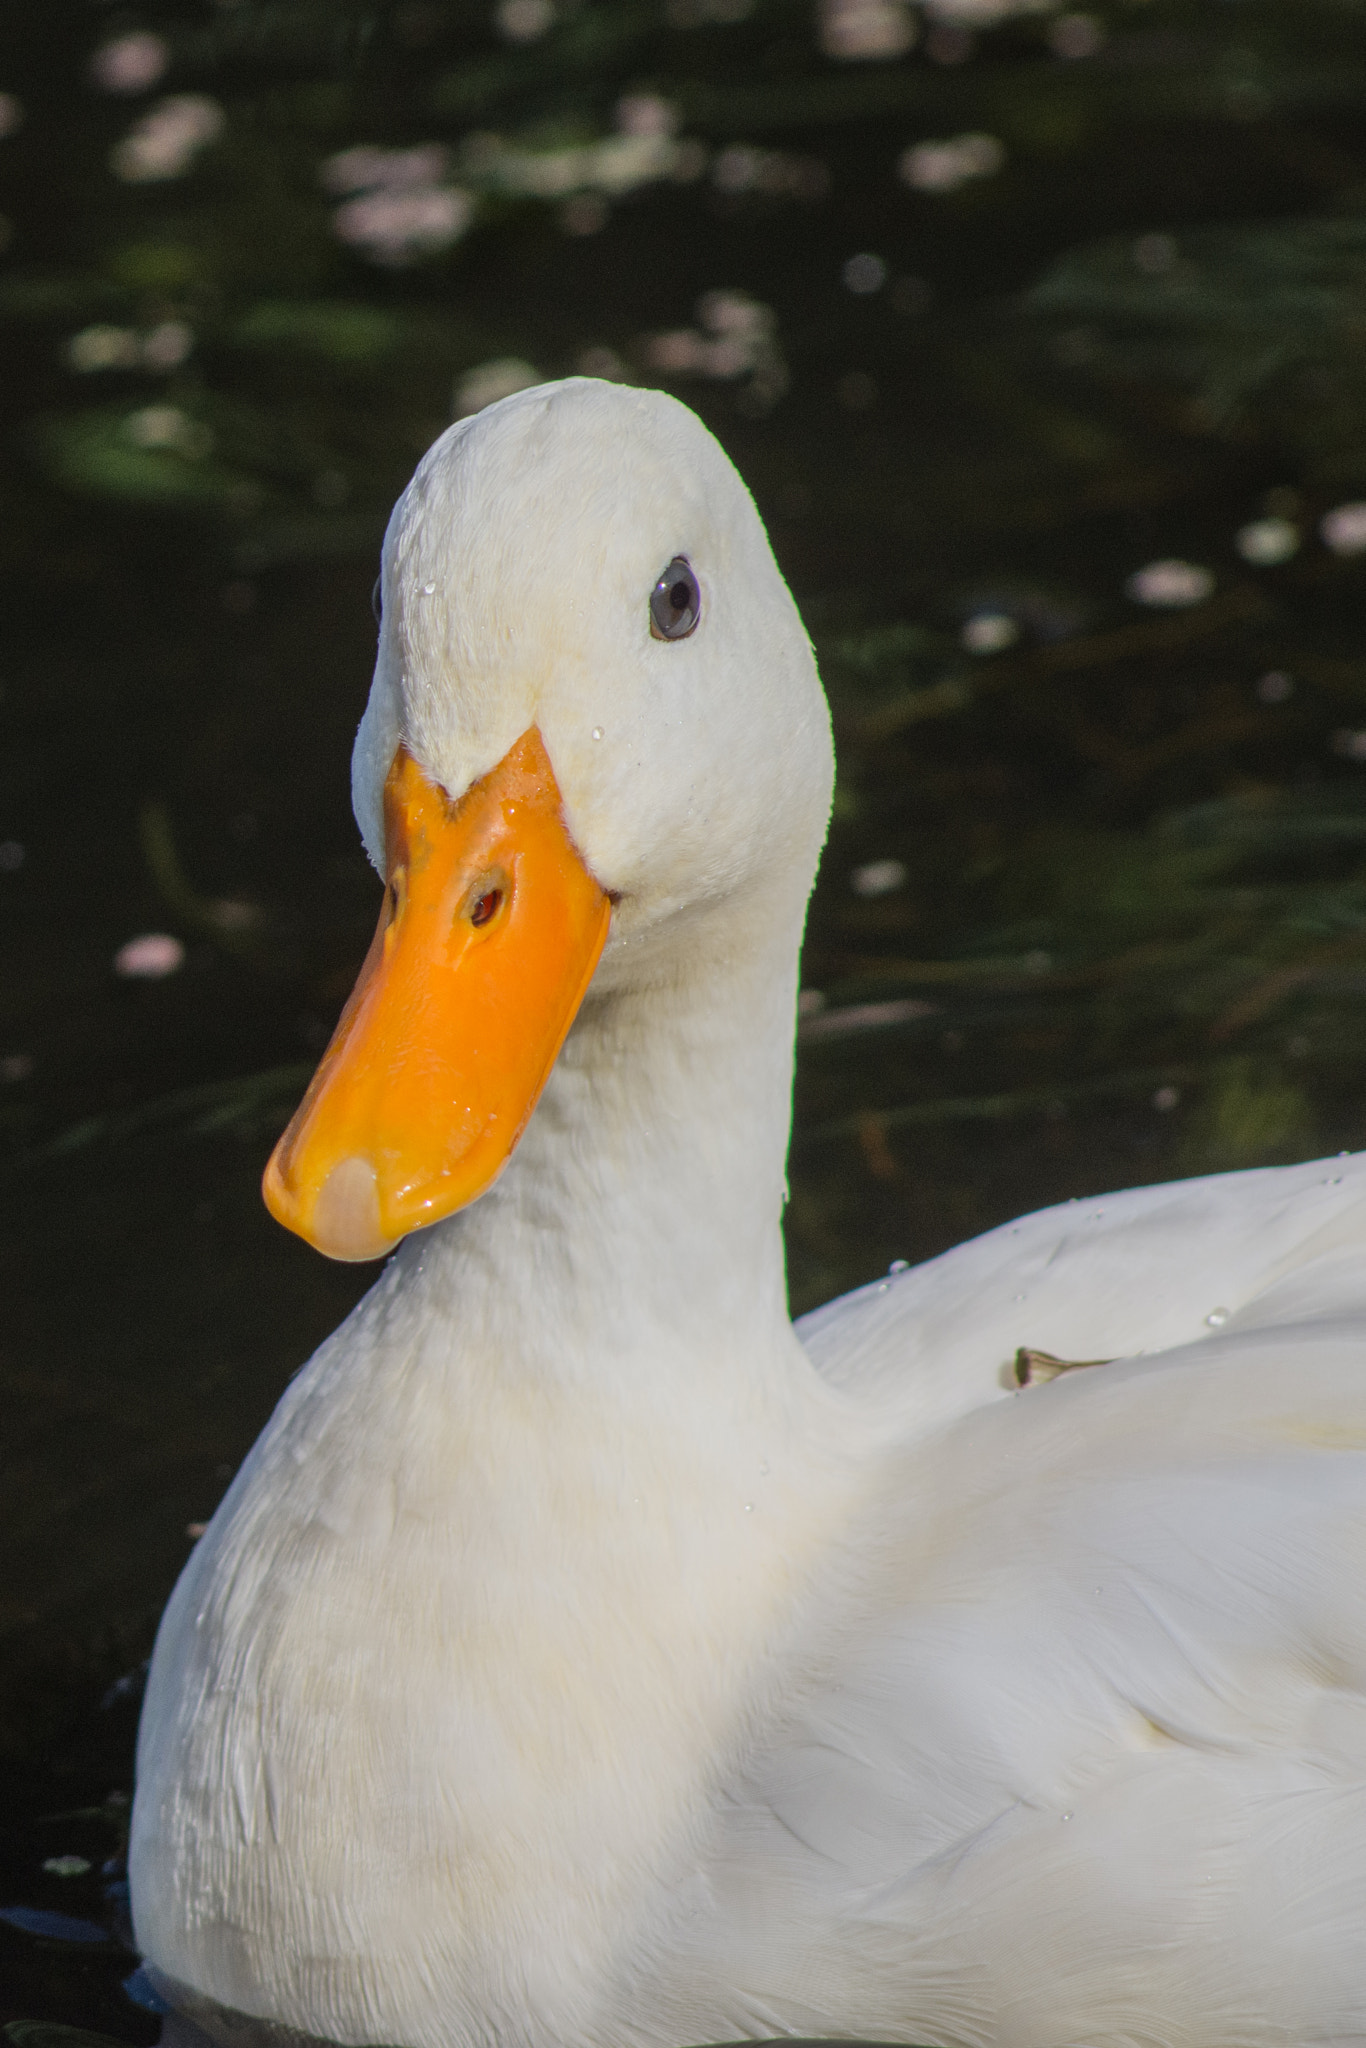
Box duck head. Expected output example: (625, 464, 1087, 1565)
(263, 378, 832, 1262)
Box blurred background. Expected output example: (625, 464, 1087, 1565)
(7, 0, 1366, 2027)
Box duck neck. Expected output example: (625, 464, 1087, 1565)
(388, 873, 810, 1404)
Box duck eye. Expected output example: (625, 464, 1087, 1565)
(649, 558, 700, 641)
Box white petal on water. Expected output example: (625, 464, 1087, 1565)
(924, 0, 1047, 21)
(900, 133, 1004, 192)
(961, 611, 1018, 654)
(1236, 517, 1299, 566)
(334, 185, 472, 265)
(616, 94, 678, 139)
(799, 997, 936, 1042)
(820, 0, 917, 62)
(850, 857, 908, 897)
(142, 319, 194, 370)
(495, 0, 555, 41)
(114, 933, 185, 979)
(91, 32, 168, 94)
(321, 145, 450, 197)
(1125, 558, 1214, 608)
(123, 405, 213, 458)
(110, 95, 225, 183)
(454, 358, 541, 416)
(1321, 502, 1366, 556)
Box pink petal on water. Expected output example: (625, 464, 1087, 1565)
(114, 933, 185, 979)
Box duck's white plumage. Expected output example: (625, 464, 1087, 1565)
(130, 379, 1366, 2048)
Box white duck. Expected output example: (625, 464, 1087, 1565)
(131, 378, 1366, 2048)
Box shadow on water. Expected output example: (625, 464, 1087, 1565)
(7, 0, 1366, 2032)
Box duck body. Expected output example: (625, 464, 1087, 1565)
(131, 381, 1366, 2048)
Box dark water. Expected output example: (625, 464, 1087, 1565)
(7, 0, 1366, 2031)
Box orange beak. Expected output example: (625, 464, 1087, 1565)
(262, 727, 612, 1260)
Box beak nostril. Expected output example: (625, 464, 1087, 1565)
(470, 887, 503, 928)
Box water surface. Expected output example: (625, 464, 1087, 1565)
(6, 0, 1366, 2030)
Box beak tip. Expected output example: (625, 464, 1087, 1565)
(269, 1150, 398, 1262)
(314, 1153, 396, 1261)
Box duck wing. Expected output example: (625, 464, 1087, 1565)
(680, 1163, 1366, 2046)
(797, 1149, 1366, 1426)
